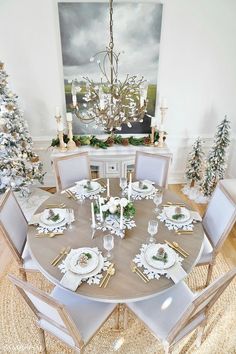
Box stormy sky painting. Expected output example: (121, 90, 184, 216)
(58, 2, 163, 134)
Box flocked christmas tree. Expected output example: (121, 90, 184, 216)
(185, 137, 204, 187)
(0, 61, 44, 195)
(201, 115, 231, 196)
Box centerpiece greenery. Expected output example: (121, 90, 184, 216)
(94, 197, 135, 220)
(50, 131, 166, 150)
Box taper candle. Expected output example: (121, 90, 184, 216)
(107, 178, 110, 198)
(99, 196, 103, 222)
(91, 202, 96, 228)
(120, 205, 123, 229)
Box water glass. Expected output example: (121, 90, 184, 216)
(147, 220, 158, 243)
(103, 234, 114, 259)
(153, 190, 163, 213)
(120, 177, 127, 194)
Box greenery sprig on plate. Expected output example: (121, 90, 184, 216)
(172, 213, 185, 220)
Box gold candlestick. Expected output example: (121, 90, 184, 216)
(67, 120, 77, 150)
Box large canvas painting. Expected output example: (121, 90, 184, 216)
(58, 2, 163, 134)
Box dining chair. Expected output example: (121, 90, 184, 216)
(53, 152, 91, 191)
(0, 189, 39, 280)
(126, 268, 236, 354)
(197, 182, 236, 286)
(8, 274, 117, 354)
(134, 152, 171, 188)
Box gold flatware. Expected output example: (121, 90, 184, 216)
(131, 264, 148, 283)
(167, 202, 185, 206)
(51, 247, 66, 265)
(52, 246, 71, 266)
(99, 263, 114, 288)
(66, 190, 76, 200)
(172, 241, 189, 256)
(130, 262, 149, 282)
(35, 232, 64, 238)
(175, 230, 193, 235)
(164, 240, 187, 258)
(46, 203, 66, 209)
(104, 267, 116, 288)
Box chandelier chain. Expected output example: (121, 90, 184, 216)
(109, 0, 114, 50)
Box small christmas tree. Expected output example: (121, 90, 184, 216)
(0, 61, 44, 195)
(201, 116, 231, 196)
(185, 137, 204, 187)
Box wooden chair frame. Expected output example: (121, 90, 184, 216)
(134, 151, 171, 189)
(53, 152, 91, 192)
(198, 183, 236, 286)
(126, 268, 236, 354)
(0, 189, 38, 280)
(8, 274, 117, 354)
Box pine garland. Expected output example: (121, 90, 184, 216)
(185, 137, 204, 187)
(201, 116, 231, 196)
(0, 62, 45, 194)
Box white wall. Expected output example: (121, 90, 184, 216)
(0, 0, 236, 185)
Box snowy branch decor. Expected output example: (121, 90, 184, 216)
(0, 61, 45, 195)
(185, 137, 204, 188)
(201, 116, 231, 197)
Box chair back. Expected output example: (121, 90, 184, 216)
(53, 152, 91, 191)
(202, 183, 236, 250)
(167, 268, 236, 344)
(8, 274, 84, 348)
(134, 152, 171, 188)
(0, 189, 27, 264)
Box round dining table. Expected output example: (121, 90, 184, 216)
(27, 178, 204, 303)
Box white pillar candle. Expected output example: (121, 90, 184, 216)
(57, 122, 64, 132)
(91, 202, 96, 228)
(160, 97, 168, 108)
(55, 106, 60, 117)
(120, 205, 123, 229)
(129, 172, 132, 184)
(72, 94, 77, 107)
(98, 196, 103, 222)
(66, 112, 73, 122)
(107, 178, 110, 198)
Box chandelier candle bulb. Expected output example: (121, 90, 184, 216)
(55, 106, 60, 117)
(91, 202, 96, 228)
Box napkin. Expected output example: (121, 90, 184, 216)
(60, 271, 83, 291)
(28, 213, 41, 225)
(168, 263, 187, 283)
(190, 211, 202, 222)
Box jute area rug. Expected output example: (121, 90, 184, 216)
(0, 254, 235, 354)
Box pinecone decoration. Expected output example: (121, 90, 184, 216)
(30, 155, 39, 163)
(121, 138, 129, 146)
(106, 136, 114, 147)
(143, 137, 151, 145)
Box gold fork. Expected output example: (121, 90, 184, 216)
(35, 232, 64, 238)
(104, 267, 116, 288)
(99, 264, 114, 288)
(51, 247, 66, 266)
(52, 246, 71, 266)
(131, 263, 148, 283)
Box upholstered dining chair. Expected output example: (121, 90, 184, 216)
(134, 152, 171, 188)
(196, 182, 236, 286)
(53, 152, 91, 191)
(0, 189, 38, 280)
(126, 268, 236, 354)
(8, 274, 117, 354)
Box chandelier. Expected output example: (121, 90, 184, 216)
(71, 0, 148, 132)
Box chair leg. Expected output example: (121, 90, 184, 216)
(163, 342, 171, 354)
(196, 324, 205, 347)
(123, 306, 129, 330)
(206, 263, 214, 287)
(38, 328, 47, 354)
(19, 268, 27, 281)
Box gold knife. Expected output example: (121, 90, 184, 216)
(130, 262, 149, 282)
(164, 240, 187, 258)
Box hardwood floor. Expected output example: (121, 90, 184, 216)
(0, 184, 235, 278)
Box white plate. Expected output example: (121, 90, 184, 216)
(40, 208, 67, 226)
(68, 248, 99, 275)
(144, 243, 176, 269)
(75, 180, 101, 194)
(132, 181, 153, 194)
(165, 206, 190, 223)
(64, 248, 104, 279)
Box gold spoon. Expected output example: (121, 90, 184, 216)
(172, 241, 189, 256)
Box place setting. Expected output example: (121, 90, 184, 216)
(157, 202, 202, 233)
(122, 174, 160, 201)
(54, 234, 116, 291)
(133, 219, 188, 283)
(61, 178, 106, 201)
(29, 206, 75, 236)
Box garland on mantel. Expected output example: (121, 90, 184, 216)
(51, 131, 167, 150)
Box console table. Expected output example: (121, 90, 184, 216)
(50, 145, 172, 179)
